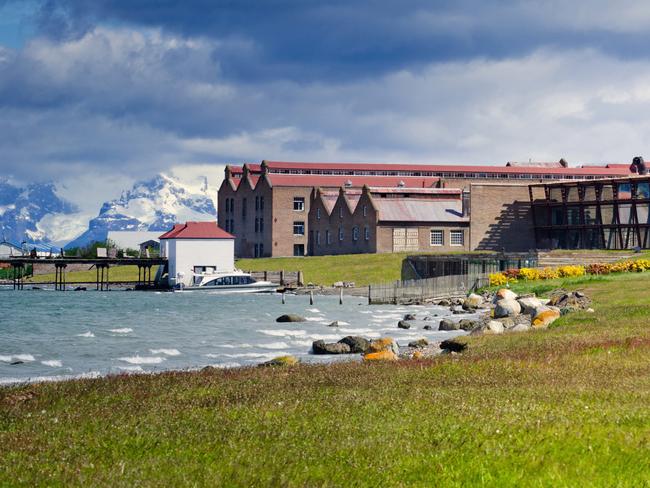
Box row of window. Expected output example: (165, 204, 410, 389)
(228, 197, 266, 219)
(269, 169, 610, 180)
(224, 219, 235, 233)
(430, 229, 465, 246)
(314, 226, 371, 245)
(254, 218, 265, 233)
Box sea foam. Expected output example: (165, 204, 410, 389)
(110, 328, 133, 334)
(0, 354, 35, 363)
(258, 329, 307, 337)
(149, 348, 181, 356)
(41, 360, 63, 368)
(76, 331, 95, 338)
(118, 356, 165, 365)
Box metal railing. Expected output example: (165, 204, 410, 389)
(368, 272, 490, 304)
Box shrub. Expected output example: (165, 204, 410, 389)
(489, 272, 508, 286)
(557, 265, 585, 278)
(518, 268, 541, 281)
(539, 267, 559, 280)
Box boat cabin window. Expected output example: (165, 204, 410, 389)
(203, 275, 255, 286)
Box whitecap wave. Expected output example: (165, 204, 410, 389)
(149, 348, 181, 356)
(0, 371, 102, 386)
(76, 331, 95, 338)
(306, 308, 321, 313)
(208, 362, 242, 369)
(118, 365, 144, 372)
(110, 328, 133, 334)
(255, 342, 290, 350)
(222, 352, 289, 359)
(307, 334, 342, 341)
(218, 343, 252, 349)
(118, 356, 165, 365)
(305, 316, 325, 322)
(258, 329, 307, 337)
(0, 354, 35, 363)
(41, 360, 63, 367)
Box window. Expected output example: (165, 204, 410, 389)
(230, 219, 234, 233)
(353, 226, 359, 241)
(259, 243, 264, 256)
(254, 243, 259, 257)
(363, 205, 367, 217)
(316, 208, 321, 220)
(225, 199, 230, 212)
(364, 226, 370, 241)
(254, 218, 259, 233)
(255, 196, 259, 211)
(242, 198, 247, 219)
(326, 230, 331, 245)
(450, 230, 464, 246)
(339, 227, 344, 241)
(260, 196, 264, 210)
(293, 221, 305, 235)
(430, 230, 444, 246)
(316, 230, 321, 245)
(293, 197, 305, 211)
(339, 206, 343, 218)
(259, 218, 264, 232)
(293, 244, 305, 256)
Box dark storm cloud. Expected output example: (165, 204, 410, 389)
(23, 0, 650, 81)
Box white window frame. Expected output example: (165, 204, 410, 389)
(326, 230, 331, 245)
(293, 197, 305, 211)
(293, 221, 305, 236)
(316, 208, 321, 220)
(353, 226, 359, 241)
(449, 230, 464, 246)
(430, 229, 444, 246)
(339, 227, 344, 241)
(364, 226, 370, 241)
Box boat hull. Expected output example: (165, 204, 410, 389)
(178, 283, 278, 293)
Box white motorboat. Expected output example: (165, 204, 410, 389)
(177, 269, 278, 293)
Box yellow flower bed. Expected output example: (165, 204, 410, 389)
(487, 257, 649, 287)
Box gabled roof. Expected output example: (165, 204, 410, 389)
(374, 199, 468, 223)
(159, 222, 234, 240)
(266, 174, 440, 188)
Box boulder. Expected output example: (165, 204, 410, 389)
(412, 351, 424, 360)
(517, 296, 543, 315)
(463, 293, 484, 309)
(532, 309, 561, 329)
(485, 320, 504, 334)
(440, 338, 467, 353)
(363, 350, 398, 361)
(408, 338, 429, 348)
(437, 299, 451, 306)
(403, 313, 417, 321)
(338, 336, 370, 353)
(260, 355, 299, 367)
(507, 323, 531, 333)
(328, 321, 341, 327)
(368, 338, 399, 356)
(439, 318, 459, 331)
(312, 340, 351, 355)
(397, 320, 411, 330)
(276, 314, 306, 323)
(494, 299, 521, 318)
(493, 288, 518, 303)
(458, 319, 479, 331)
(451, 305, 467, 314)
(423, 325, 433, 330)
(495, 317, 515, 329)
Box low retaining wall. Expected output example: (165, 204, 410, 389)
(369, 273, 489, 305)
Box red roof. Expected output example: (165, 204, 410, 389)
(262, 160, 630, 176)
(159, 221, 234, 240)
(266, 174, 441, 188)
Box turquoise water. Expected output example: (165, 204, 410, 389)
(0, 287, 471, 385)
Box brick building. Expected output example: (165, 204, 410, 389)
(217, 160, 631, 257)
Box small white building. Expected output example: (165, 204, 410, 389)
(107, 231, 162, 252)
(159, 221, 235, 287)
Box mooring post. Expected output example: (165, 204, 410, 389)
(282, 292, 286, 304)
(368, 285, 371, 305)
(106, 265, 109, 291)
(309, 290, 314, 305)
(62, 264, 66, 291)
(339, 287, 343, 305)
(280, 270, 285, 286)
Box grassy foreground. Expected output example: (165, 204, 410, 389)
(2, 273, 650, 485)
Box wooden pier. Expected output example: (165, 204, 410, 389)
(0, 257, 167, 291)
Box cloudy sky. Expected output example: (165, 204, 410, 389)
(2, 0, 650, 215)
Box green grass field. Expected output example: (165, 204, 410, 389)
(2, 271, 650, 485)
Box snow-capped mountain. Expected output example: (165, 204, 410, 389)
(65, 174, 217, 248)
(0, 178, 78, 245)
